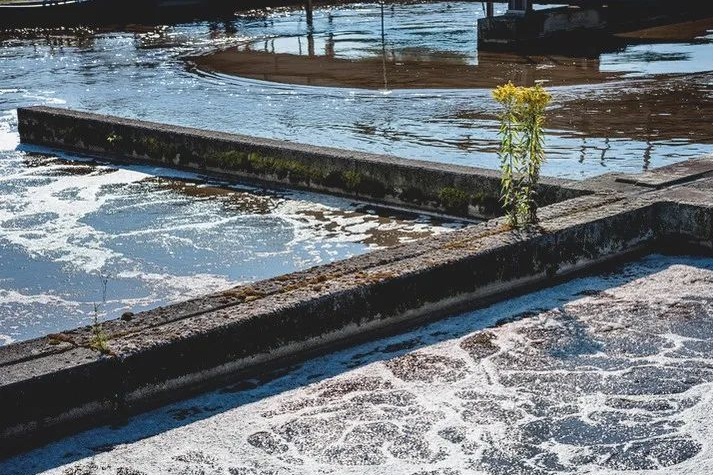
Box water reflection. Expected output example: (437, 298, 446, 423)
(194, 5, 713, 88)
(2, 2, 712, 177)
(189, 2, 713, 176)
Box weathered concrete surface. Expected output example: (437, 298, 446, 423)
(16, 106, 587, 220)
(3, 107, 713, 458)
(0, 187, 689, 457)
(615, 156, 713, 189)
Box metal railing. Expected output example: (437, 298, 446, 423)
(0, 0, 92, 8)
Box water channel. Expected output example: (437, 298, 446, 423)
(2, 2, 712, 342)
(1, 2, 713, 471)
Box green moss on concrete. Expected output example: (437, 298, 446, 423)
(344, 171, 387, 199)
(438, 187, 471, 213)
(214, 150, 249, 169)
(211, 150, 325, 185)
(140, 136, 169, 157)
(343, 170, 362, 191)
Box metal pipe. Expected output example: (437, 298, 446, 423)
(305, 0, 313, 26)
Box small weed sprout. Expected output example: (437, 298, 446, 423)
(106, 132, 121, 145)
(90, 302, 110, 354)
(493, 82, 551, 227)
(89, 274, 111, 354)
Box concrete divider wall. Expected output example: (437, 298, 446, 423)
(0, 191, 662, 456)
(17, 106, 588, 219)
(5, 107, 713, 458)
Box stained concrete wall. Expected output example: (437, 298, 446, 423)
(17, 106, 586, 219)
(0, 191, 665, 456)
(4, 107, 713, 458)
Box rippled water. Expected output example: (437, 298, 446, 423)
(4, 254, 713, 474)
(1, 2, 713, 181)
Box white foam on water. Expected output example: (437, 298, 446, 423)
(114, 270, 237, 302)
(5, 255, 713, 475)
(0, 163, 149, 273)
(0, 334, 15, 345)
(0, 289, 79, 307)
(0, 110, 19, 152)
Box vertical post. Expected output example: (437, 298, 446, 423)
(305, 0, 314, 55)
(380, 1, 388, 91)
(508, 0, 530, 15)
(305, 0, 313, 26)
(486, 1, 494, 18)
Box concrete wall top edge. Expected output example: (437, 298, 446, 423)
(17, 106, 579, 191)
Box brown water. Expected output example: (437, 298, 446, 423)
(187, 3, 713, 176)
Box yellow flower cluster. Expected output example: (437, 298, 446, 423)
(493, 82, 550, 227)
(492, 81, 551, 112)
(492, 81, 520, 106)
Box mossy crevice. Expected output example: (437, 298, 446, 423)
(347, 171, 387, 198)
(342, 170, 362, 190)
(212, 150, 325, 185)
(400, 187, 428, 205)
(210, 150, 389, 198)
(438, 187, 471, 214)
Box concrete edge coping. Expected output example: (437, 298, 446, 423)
(4, 185, 702, 456)
(615, 156, 713, 188)
(16, 106, 591, 220)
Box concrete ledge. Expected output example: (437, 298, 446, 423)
(17, 106, 587, 219)
(4, 108, 713, 458)
(3, 186, 709, 457)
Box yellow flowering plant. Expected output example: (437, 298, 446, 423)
(492, 82, 551, 227)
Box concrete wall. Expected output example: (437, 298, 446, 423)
(5, 106, 713, 457)
(17, 107, 586, 220)
(0, 191, 665, 456)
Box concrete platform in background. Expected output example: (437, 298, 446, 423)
(478, 1, 713, 49)
(17, 106, 588, 220)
